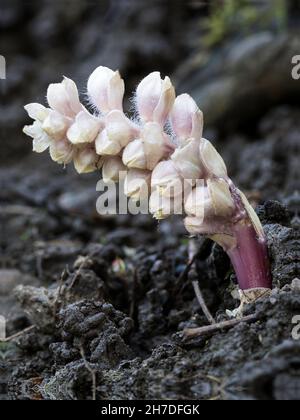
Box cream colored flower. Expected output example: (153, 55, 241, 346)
(136, 72, 175, 125)
(67, 110, 102, 145)
(47, 77, 82, 118)
(23, 104, 51, 153)
(42, 110, 71, 141)
(184, 185, 212, 219)
(200, 138, 227, 178)
(185, 180, 235, 220)
(122, 139, 146, 169)
(171, 138, 204, 181)
(124, 169, 151, 201)
(184, 216, 209, 235)
(122, 122, 174, 171)
(87, 66, 125, 114)
(170, 94, 203, 143)
(149, 190, 183, 220)
(207, 179, 235, 217)
(24, 103, 50, 122)
(102, 156, 127, 183)
(50, 138, 74, 165)
(95, 110, 138, 156)
(23, 121, 51, 153)
(73, 146, 100, 174)
(151, 160, 183, 198)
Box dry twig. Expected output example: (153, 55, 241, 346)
(192, 280, 216, 325)
(1, 325, 35, 343)
(188, 239, 216, 325)
(183, 314, 258, 340)
(53, 267, 69, 318)
(79, 346, 97, 401)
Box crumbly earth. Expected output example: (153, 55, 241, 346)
(0, 107, 299, 400)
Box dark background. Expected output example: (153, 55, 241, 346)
(1, 0, 300, 160)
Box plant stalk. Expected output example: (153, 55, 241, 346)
(226, 223, 272, 290)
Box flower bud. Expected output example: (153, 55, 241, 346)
(47, 77, 82, 118)
(200, 139, 227, 178)
(171, 138, 203, 181)
(149, 190, 182, 220)
(42, 110, 70, 141)
(151, 160, 183, 198)
(124, 169, 151, 201)
(73, 147, 99, 174)
(207, 179, 235, 217)
(170, 94, 203, 143)
(95, 110, 138, 155)
(67, 110, 102, 144)
(87, 66, 125, 114)
(102, 156, 127, 183)
(50, 138, 74, 165)
(136, 72, 175, 125)
(24, 103, 49, 122)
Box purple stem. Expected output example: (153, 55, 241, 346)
(227, 224, 272, 290)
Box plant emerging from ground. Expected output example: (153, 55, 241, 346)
(23, 66, 272, 313)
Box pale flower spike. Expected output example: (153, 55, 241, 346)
(23, 66, 272, 306)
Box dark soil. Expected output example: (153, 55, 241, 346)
(1, 107, 299, 400)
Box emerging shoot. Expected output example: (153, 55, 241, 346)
(23, 67, 272, 312)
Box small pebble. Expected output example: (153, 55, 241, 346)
(291, 278, 300, 292)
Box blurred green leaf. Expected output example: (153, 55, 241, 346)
(203, 0, 287, 48)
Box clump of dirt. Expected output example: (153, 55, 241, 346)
(1, 106, 299, 400)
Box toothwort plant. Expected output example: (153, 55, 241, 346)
(23, 67, 272, 307)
